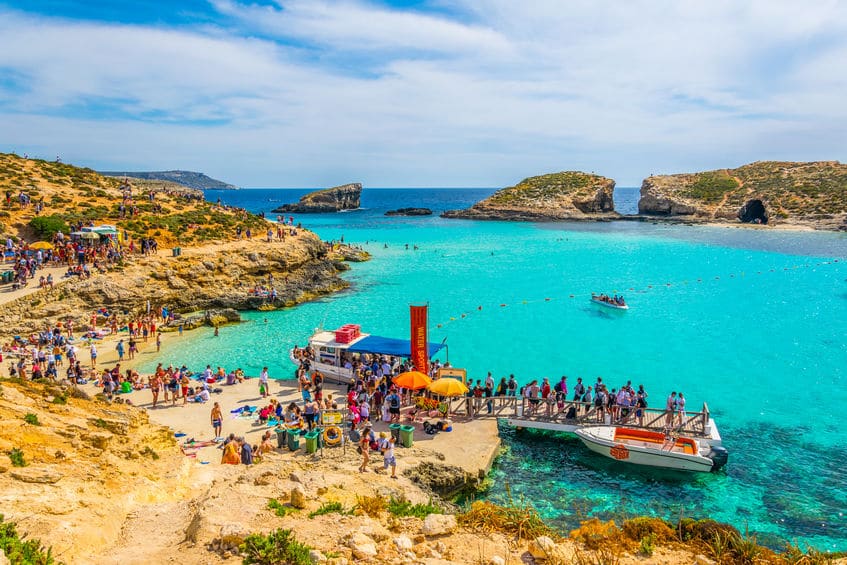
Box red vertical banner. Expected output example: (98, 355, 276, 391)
(410, 305, 429, 374)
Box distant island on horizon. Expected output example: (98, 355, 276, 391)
(99, 169, 237, 190)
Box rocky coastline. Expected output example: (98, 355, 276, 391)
(272, 183, 362, 213)
(0, 234, 369, 340)
(443, 162, 847, 231)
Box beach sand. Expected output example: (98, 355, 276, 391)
(78, 330, 500, 476)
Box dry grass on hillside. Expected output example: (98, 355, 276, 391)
(0, 152, 266, 246)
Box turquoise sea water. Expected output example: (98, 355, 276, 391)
(144, 189, 847, 550)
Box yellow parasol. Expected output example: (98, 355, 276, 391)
(393, 371, 432, 390)
(427, 378, 469, 397)
(29, 241, 54, 250)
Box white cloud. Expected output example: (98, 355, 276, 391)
(0, 1, 845, 186)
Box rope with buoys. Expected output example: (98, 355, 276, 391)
(432, 258, 844, 329)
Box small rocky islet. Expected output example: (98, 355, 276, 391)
(385, 207, 433, 216)
(271, 182, 362, 213)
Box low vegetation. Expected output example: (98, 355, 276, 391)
(0, 514, 55, 565)
(354, 494, 388, 517)
(8, 448, 26, 467)
(267, 499, 296, 517)
(28, 215, 69, 239)
(386, 496, 443, 519)
(0, 152, 267, 246)
(23, 413, 40, 426)
(684, 171, 740, 202)
(240, 528, 311, 565)
(486, 171, 611, 206)
(459, 499, 556, 541)
(307, 501, 352, 519)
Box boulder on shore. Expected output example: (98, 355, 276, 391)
(272, 183, 362, 213)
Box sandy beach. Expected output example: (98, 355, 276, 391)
(79, 333, 501, 475)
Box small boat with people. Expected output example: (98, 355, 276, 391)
(591, 293, 628, 310)
(574, 426, 728, 473)
(289, 324, 447, 384)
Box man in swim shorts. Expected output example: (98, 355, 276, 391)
(211, 402, 223, 438)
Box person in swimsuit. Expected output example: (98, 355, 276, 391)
(180, 373, 190, 406)
(358, 426, 371, 472)
(150, 374, 160, 408)
(211, 402, 223, 438)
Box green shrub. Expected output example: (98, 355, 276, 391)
(307, 501, 350, 519)
(23, 413, 40, 426)
(0, 514, 55, 564)
(28, 215, 68, 238)
(267, 499, 295, 517)
(8, 448, 26, 467)
(240, 528, 311, 565)
(387, 496, 443, 519)
(639, 533, 655, 556)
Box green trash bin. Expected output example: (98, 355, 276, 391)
(304, 430, 320, 454)
(399, 425, 415, 448)
(287, 429, 300, 451)
(389, 423, 402, 443)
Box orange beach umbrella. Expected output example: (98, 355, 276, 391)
(29, 241, 54, 250)
(393, 371, 432, 390)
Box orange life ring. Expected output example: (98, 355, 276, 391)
(322, 426, 342, 446)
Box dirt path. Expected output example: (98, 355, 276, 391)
(0, 264, 70, 307)
(711, 174, 745, 219)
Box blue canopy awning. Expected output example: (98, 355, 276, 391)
(346, 335, 445, 358)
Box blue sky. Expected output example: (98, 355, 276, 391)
(1, 0, 845, 187)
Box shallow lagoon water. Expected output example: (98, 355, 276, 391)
(145, 188, 847, 549)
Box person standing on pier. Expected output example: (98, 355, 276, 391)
(573, 377, 585, 402)
(665, 391, 677, 427)
(507, 375, 517, 397)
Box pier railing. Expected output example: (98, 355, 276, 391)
(440, 395, 712, 437)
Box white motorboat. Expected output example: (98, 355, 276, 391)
(290, 325, 447, 384)
(591, 294, 629, 310)
(574, 426, 728, 473)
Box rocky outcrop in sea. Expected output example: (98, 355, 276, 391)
(441, 171, 618, 221)
(385, 207, 432, 216)
(638, 161, 847, 230)
(272, 183, 362, 213)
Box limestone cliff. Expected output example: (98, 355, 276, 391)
(638, 161, 847, 230)
(441, 171, 617, 221)
(0, 235, 365, 339)
(272, 183, 362, 213)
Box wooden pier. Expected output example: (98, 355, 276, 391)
(433, 395, 723, 446)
